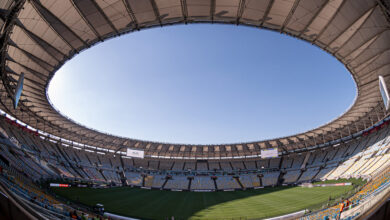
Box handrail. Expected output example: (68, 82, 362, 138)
(301, 164, 390, 219)
(0, 176, 47, 220)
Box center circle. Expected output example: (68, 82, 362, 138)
(48, 24, 356, 145)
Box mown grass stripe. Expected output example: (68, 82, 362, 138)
(52, 185, 354, 219)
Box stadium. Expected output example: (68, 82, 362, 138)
(1, 0, 390, 219)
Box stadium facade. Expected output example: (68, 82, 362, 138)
(1, 0, 390, 219)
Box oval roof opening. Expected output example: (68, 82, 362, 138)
(48, 24, 356, 145)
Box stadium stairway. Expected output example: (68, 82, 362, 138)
(119, 156, 125, 170)
(258, 175, 263, 187)
(188, 177, 192, 190)
(278, 171, 285, 185)
(99, 170, 108, 182)
(85, 154, 94, 166)
(311, 167, 324, 181)
(118, 171, 127, 186)
(296, 170, 304, 183)
(278, 156, 284, 170)
(79, 167, 91, 179)
(169, 162, 175, 170)
(213, 178, 218, 190)
(142, 174, 146, 187)
(301, 152, 310, 169)
(161, 178, 169, 189)
(234, 177, 244, 189)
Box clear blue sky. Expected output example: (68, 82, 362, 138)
(48, 24, 356, 145)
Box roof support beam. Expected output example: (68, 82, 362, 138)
(312, 0, 347, 44)
(6, 69, 46, 89)
(8, 41, 54, 72)
(236, 0, 246, 25)
(7, 60, 47, 82)
(359, 63, 390, 83)
(298, 0, 330, 37)
(347, 44, 390, 69)
(88, 0, 118, 34)
(70, 0, 102, 41)
(122, 0, 139, 30)
(16, 22, 67, 62)
(260, 0, 274, 26)
(332, 4, 377, 54)
(358, 93, 380, 103)
(210, 0, 216, 22)
(15, 81, 42, 97)
(28, 105, 57, 112)
(17, 87, 43, 98)
(0, 0, 26, 108)
(180, 0, 188, 24)
(281, 0, 301, 32)
(12, 80, 42, 94)
(374, 107, 381, 121)
(150, 0, 162, 26)
(378, 0, 390, 24)
(30, 0, 87, 51)
(343, 29, 387, 61)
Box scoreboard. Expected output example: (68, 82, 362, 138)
(379, 76, 390, 111)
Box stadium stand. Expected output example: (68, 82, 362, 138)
(302, 165, 390, 220)
(0, 158, 100, 219)
(196, 161, 208, 171)
(190, 176, 215, 190)
(1, 115, 390, 191)
(215, 176, 241, 190)
(164, 176, 189, 190)
(151, 175, 166, 188)
(1, 98, 390, 219)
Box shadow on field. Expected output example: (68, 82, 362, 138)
(52, 186, 301, 220)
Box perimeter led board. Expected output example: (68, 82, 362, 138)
(127, 148, 145, 158)
(49, 183, 70, 187)
(13, 72, 24, 109)
(379, 76, 390, 111)
(260, 148, 278, 158)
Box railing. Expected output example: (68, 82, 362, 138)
(340, 180, 390, 219)
(300, 165, 390, 220)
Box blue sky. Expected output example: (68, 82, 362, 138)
(48, 24, 356, 145)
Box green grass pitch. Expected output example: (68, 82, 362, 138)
(52, 185, 353, 219)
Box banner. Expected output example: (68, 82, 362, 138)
(300, 182, 352, 188)
(126, 148, 145, 158)
(261, 148, 278, 158)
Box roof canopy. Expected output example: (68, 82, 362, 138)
(0, 0, 390, 158)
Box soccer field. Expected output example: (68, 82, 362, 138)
(52, 185, 354, 219)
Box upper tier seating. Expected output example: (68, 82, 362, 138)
(1, 116, 390, 192)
